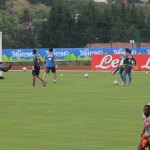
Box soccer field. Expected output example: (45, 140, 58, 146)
(0, 71, 149, 150)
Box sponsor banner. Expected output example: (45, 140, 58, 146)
(2, 47, 150, 62)
(92, 54, 150, 71)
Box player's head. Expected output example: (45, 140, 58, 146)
(144, 105, 150, 117)
(129, 50, 132, 54)
(32, 49, 36, 54)
(125, 48, 130, 53)
(49, 48, 53, 52)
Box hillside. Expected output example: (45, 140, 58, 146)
(6, 0, 50, 14)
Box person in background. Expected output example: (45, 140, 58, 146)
(32, 49, 43, 87)
(138, 105, 150, 150)
(43, 48, 58, 87)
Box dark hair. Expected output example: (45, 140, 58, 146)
(144, 105, 150, 110)
(125, 48, 130, 53)
(32, 49, 36, 54)
(0, 62, 2, 64)
(129, 50, 131, 54)
(49, 48, 53, 52)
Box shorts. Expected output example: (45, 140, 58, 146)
(124, 66, 132, 74)
(45, 67, 56, 73)
(32, 66, 40, 76)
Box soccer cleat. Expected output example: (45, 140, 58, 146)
(54, 80, 56, 83)
(43, 81, 46, 87)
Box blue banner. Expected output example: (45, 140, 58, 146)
(2, 47, 150, 61)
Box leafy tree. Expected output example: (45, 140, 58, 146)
(111, 16, 128, 42)
(0, 0, 6, 9)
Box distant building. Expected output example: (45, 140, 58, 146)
(139, 0, 148, 3)
(94, 0, 108, 3)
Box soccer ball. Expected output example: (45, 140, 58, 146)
(113, 80, 118, 85)
(84, 74, 89, 78)
(22, 67, 27, 71)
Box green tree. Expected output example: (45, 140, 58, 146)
(111, 16, 128, 42)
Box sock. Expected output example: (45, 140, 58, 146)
(33, 82, 35, 86)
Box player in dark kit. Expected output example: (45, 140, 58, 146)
(112, 49, 132, 84)
(32, 49, 43, 87)
(112, 55, 127, 83)
(123, 48, 136, 86)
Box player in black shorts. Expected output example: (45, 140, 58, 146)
(32, 49, 43, 87)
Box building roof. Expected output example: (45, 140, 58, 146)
(94, 0, 108, 3)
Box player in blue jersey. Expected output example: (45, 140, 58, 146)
(123, 48, 136, 86)
(32, 49, 43, 87)
(42, 48, 58, 87)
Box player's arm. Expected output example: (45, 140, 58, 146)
(43, 55, 46, 64)
(119, 55, 124, 61)
(132, 57, 136, 65)
(0, 63, 12, 72)
(132, 57, 137, 69)
(141, 127, 145, 137)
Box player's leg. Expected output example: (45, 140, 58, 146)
(43, 67, 50, 87)
(112, 66, 120, 75)
(127, 67, 132, 85)
(119, 66, 124, 83)
(32, 75, 36, 87)
(35, 66, 43, 83)
(52, 67, 56, 83)
(123, 67, 128, 85)
(36, 75, 43, 82)
(128, 73, 131, 85)
(125, 66, 132, 85)
(138, 144, 145, 150)
(32, 69, 36, 86)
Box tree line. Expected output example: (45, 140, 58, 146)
(0, 0, 150, 48)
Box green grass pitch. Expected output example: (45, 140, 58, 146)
(0, 71, 150, 150)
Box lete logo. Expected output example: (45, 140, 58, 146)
(141, 58, 150, 69)
(95, 55, 123, 69)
